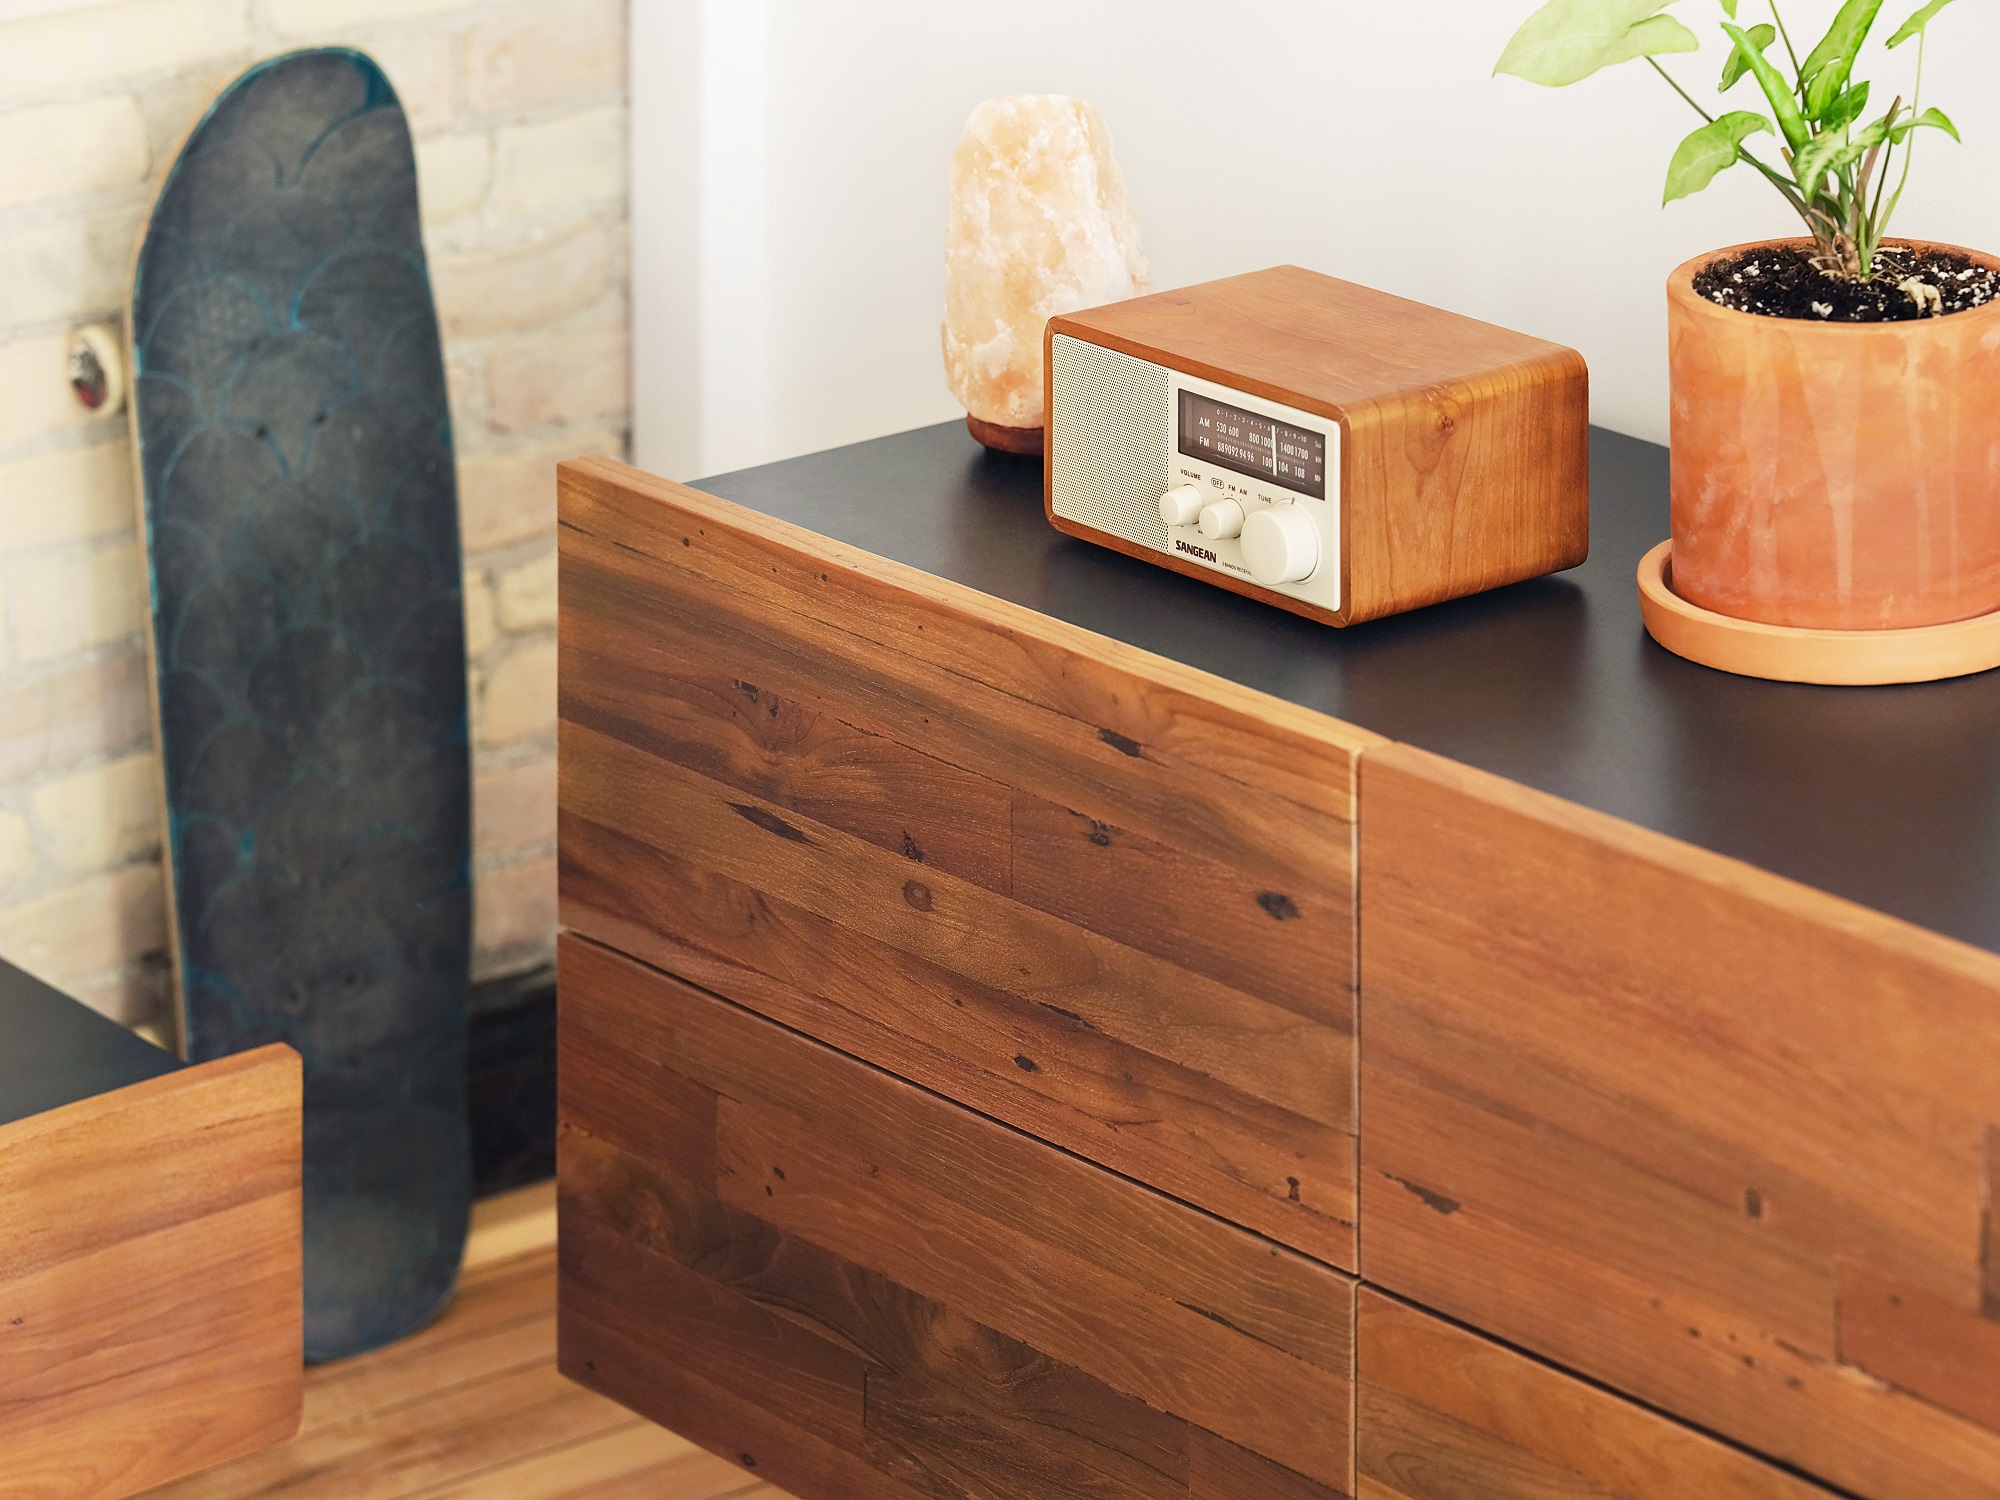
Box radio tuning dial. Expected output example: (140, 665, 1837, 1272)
(1241, 504, 1320, 585)
(1197, 498, 1245, 541)
(1159, 484, 1204, 527)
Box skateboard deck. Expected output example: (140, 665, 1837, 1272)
(129, 48, 471, 1361)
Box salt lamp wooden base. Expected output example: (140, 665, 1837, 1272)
(966, 415, 1044, 456)
(1638, 541, 2000, 684)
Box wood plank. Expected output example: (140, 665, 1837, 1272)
(0, 1045, 300, 1499)
(562, 724, 1344, 1128)
(558, 456, 1379, 824)
(400, 1421, 696, 1499)
(1188, 1433, 1345, 1500)
(1987, 1123, 2000, 1319)
(562, 935, 1354, 1373)
(1011, 792, 1350, 1025)
(558, 632, 1013, 893)
(715, 1092, 1351, 1487)
(1355, 1290, 1832, 1500)
(558, 515, 1360, 908)
(562, 1211, 867, 1448)
(1840, 1261, 2000, 1435)
(562, 1300, 929, 1500)
(1361, 741, 2000, 1500)
(561, 814, 1354, 1261)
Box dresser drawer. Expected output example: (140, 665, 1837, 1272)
(1357, 1291, 1830, 1499)
(1360, 744, 2000, 1500)
(558, 934, 1356, 1499)
(557, 456, 1375, 1269)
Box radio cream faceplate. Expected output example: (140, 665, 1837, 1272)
(1047, 335, 1342, 614)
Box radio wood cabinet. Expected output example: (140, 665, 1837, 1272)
(557, 453, 2000, 1500)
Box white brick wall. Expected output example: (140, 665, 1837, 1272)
(0, 0, 625, 1033)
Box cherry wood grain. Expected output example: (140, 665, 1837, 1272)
(1356, 1291, 1833, 1500)
(1361, 741, 2000, 1500)
(1046, 265, 1589, 626)
(558, 934, 1356, 1498)
(1839, 1262, 2000, 1436)
(557, 455, 1373, 1267)
(0, 1044, 301, 1499)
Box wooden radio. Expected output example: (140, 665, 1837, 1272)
(1044, 265, 1590, 626)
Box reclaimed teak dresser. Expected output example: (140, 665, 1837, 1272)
(556, 425, 2000, 1500)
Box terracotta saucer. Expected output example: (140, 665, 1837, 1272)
(1637, 541, 2000, 685)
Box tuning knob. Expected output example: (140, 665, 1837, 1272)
(1159, 485, 1204, 527)
(1241, 504, 1320, 585)
(1197, 498, 1245, 541)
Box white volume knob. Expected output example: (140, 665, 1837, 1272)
(1159, 484, 1204, 527)
(1241, 504, 1320, 585)
(1197, 498, 1245, 540)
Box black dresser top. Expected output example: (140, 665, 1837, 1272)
(0, 958, 181, 1130)
(694, 422, 2000, 955)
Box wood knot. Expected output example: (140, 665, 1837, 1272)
(902, 880, 933, 911)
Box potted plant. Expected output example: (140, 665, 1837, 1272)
(1497, 0, 2000, 660)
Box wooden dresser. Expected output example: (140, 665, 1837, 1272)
(556, 426, 2000, 1500)
(0, 960, 301, 1498)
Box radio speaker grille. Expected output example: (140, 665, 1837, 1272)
(1050, 335, 1169, 553)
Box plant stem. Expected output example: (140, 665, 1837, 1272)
(1649, 57, 1814, 219)
(1766, 1, 1806, 93)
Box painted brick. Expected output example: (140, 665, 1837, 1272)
(9, 542, 146, 662)
(0, 440, 135, 555)
(0, 332, 93, 448)
(473, 850, 554, 971)
(416, 131, 491, 227)
(0, 204, 148, 329)
(0, 808, 32, 892)
(0, 648, 151, 785)
(0, 95, 149, 210)
(490, 104, 624, 221)
(485, 323, 627, 433)
(495, 548, 555, 630)
(0, 0, 251, 93)
(463, 567, 496, 656)
(473, 755, 554, 864)
(462, 0, 623, 116)
(458, 428, 622, 551)
(476, 636, 555, 745)
(368, 29, 457, 137)
(31, 752, 159, 875)
(0, 861, 165, 988)
(432, 221, 613, 338)
(266, 0, 471, 36)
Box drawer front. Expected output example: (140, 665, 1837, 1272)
(557, 456, 1375, 1268)
(1360, 744, 2000, 1500)
(558, 935, 1356, 1499)
(1358, 1291, 1831, 1500)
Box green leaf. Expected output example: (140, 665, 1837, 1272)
(1818, 79, 1872, 133)
(1721, 22, 1812, 152)
(1799, 0, 1886, 118)
(1892, 105, 1962, 141)
(1888, 0, 1957, 47)
(1720, 0, 1738, 14)
(1495, 0, 1697, 86)
(1720, 22, 1776, 91)
(1789, 129, 1857, 197)
(1664, 110, 1773, 201)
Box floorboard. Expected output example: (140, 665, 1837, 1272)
(139, 1246, 788, 1500)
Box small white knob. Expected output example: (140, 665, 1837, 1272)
(1241, 504, 1320, 585)
(1159, 484, 1204, 527)
(1197, 498, 1245, 541)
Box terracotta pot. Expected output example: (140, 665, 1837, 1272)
(1668, 238, 2000, 630)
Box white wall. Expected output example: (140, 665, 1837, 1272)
(633, 0, 2000, 478)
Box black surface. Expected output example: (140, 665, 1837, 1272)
(131, 47, 471, 1360)
(468, 966, 555, 1197)
(695, 422, 2000, 955)
(0, 958, 182, 1131)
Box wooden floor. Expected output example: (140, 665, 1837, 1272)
(140, 1247, 788, 1500)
